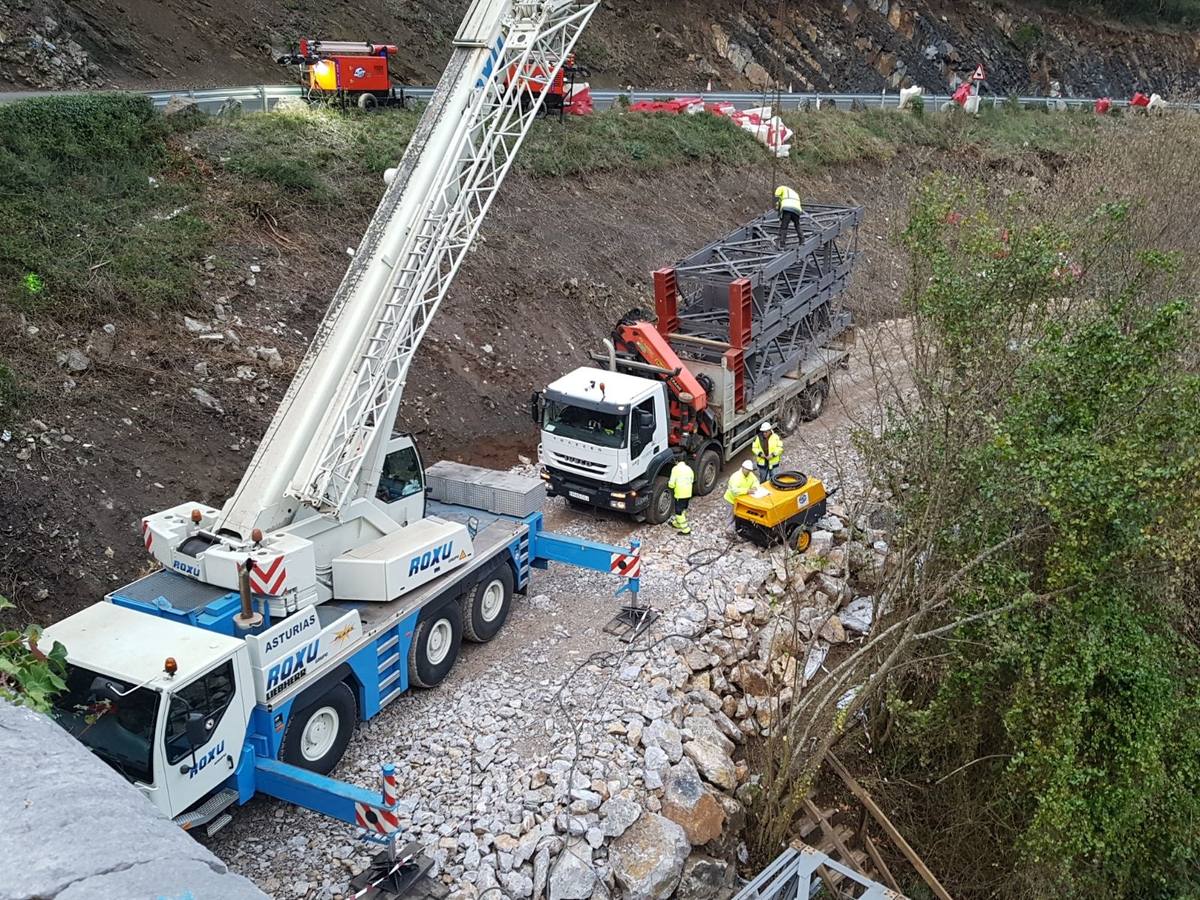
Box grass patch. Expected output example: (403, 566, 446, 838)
(0, 93, 209, 318)
(199, 106, 421, 205)
(519, 109, 764, 176)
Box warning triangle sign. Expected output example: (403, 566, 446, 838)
(971, 64, 986, 82)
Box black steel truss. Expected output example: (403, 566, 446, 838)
(669, 204, 861, 403)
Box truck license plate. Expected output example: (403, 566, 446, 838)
(568, 491, 589, 502)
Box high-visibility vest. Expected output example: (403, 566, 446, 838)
(667, 461, 694, 500)
(774, 186, 803, 215)
(724, 469, 760, 504)
(752, 433, 783, 467)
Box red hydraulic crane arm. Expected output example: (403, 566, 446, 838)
(612, 319, 714, 445)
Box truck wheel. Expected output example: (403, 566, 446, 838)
(694, 449, 722, 496)
(645, 477, 673, 525)
(800, 379, 829, 421)
(463, 565, 514, 643)
(409, 603, 463, 689)
(357, 92, 378, 111)
(281, 681, 356, 775)
(778, 397, 803, 436)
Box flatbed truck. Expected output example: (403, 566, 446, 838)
(535, 206, 861, 523)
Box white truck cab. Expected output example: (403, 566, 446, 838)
(535, 366, 674, 521)
(43, 603, 254, 821)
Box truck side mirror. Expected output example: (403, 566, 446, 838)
(185, 710, 212, 749)
(530, 391, 544, 424)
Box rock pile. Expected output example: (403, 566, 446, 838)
(0, 7, 102, 89)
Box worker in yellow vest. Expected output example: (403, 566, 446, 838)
(752, 421, 783, 481)
(666, 458, 695, 535)
(724, 459, 760, 532)
(774, 185, 805, 249)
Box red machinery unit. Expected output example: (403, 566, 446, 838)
(278, 39, 405, 110)
(506, 54, 589, 117)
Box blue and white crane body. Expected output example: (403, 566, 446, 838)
(40, 0, 617, 854)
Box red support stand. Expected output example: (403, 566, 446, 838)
(654, 268, 680, 336)
(724, 349, 746, 412)
(728, 278, 752, 350)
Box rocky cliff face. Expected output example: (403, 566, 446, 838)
(0, 0, 1197, 97)
(700, 0, 1200, 97)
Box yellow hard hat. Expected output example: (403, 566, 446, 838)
(774, 186, 788, 197)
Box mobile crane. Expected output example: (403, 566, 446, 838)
(42, 1, 620, 889)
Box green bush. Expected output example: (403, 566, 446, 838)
(870, 180, 1200, 898)
(0, 596, 67, 713)
(0, 93, 207, 317)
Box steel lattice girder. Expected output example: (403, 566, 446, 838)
(667, 204, 861, 403)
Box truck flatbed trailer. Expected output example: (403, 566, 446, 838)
(536, 205, 861, 523)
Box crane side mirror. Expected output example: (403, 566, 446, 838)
(530, 391, 544, 424)
(185, 710, 213, 749)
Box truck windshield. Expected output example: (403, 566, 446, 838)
(543, 400, 627, 448)
(50, 664, 159, 786)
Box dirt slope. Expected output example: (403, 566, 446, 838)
(2, 0, 1198, 96)
(0, 117, 1062, 628)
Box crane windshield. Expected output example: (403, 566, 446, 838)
(49, 664, 159, 786)
(542, 399, 628, 449)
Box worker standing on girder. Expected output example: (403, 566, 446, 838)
(774, 185, 805, 249)
(724, 460, 760, 532)
(667, 458, 695, 535)
(752, 421, 783, 482)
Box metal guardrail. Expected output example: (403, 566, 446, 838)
(2, 83, 1199, 114)
(735, 845, 904, 899)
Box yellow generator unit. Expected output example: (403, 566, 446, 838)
(734, 470, 828, 551)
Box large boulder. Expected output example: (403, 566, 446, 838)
(642, 718, 683, 763)
(683, 715, 736, 756)
(683, 739, 739, 791)
(610, 813, 690, 900)
(600, 796, 643, 839)
(0, 702, 265, 900)
(661, 757, 726, 845)
(674, 855, 737, 900)
(548, 838, 597, 900)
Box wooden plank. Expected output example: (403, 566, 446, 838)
(827, 752, 954, 900)
(802, 797, 859, 868)
(861, 830, 902, 892)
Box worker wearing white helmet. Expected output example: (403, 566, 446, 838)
(752, 421, 783, 481)
(724, 459, 761, 533)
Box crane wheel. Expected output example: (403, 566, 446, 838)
(463, 565, 514, 643)
(281, 681, 356, 775)
(409, 602, 463, 688)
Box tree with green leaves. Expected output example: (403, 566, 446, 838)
(858, 179, 1200, 898)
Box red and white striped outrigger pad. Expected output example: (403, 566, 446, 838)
(355, 765, 401, 835)
(610, 548, 641, 579)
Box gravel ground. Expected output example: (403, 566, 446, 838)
(211, 323, 907, 899)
